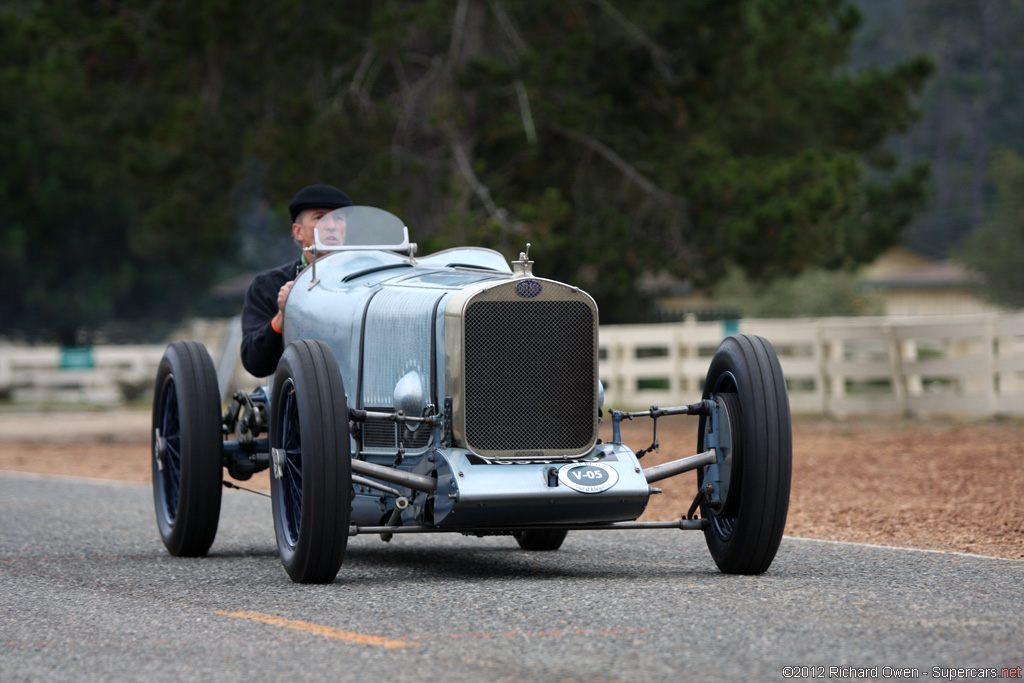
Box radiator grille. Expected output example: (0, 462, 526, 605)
(463, 299, 596, 454)
(361, 408, 431, 453)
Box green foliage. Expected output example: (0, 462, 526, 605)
(713, 266, 884, 318)
(852, 0, 1024, 257)
(453, 0, 932, 309)
(0, 0, 934, 340)
(959, 149, 1024, 308)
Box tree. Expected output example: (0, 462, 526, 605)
(0, 1, 383, 342)
(959, 149, 1024, 308)
(416, 0, 933, 319)
(0, 0, 933, 339)
(0, 2, 239, 342)
(852, 0, 1024, 258)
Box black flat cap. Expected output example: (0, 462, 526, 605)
(288, 184, 353, 221)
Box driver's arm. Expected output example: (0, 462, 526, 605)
(240, 267, 292, 378)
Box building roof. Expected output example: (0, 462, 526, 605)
(862, 247, 982, 291)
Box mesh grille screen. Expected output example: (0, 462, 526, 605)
(362, 408, 431, 453)
(464, 300, 595, 453)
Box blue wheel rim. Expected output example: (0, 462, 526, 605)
(710, 515, 737, 540)
(158, 375, 182, 525)
(276, 378, 303, 549)
(709, 372, 739, 541)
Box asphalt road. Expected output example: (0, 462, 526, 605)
(2, 473, 1022, 683)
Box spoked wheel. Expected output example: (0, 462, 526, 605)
(269, 340, 351, 584)
(514, 529, 568, 551)
(151, 341, 223, 557)
(697, 334, 791, 574)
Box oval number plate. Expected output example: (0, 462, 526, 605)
(557, 462, 619, 494)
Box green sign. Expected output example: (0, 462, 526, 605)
(59, 346, 95, 370)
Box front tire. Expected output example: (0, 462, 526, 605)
(151, 341, 223, 557)
(698, 334, 791, 574)
(270, 340, 351, 584)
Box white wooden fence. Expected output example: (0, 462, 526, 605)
(600, 313, 1024, 416)
(0, 319, 244, 406)
(0, 344, 166, 405)
(2, 313, 1023, 416)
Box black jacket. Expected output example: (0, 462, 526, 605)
(240, 258, 304, 378)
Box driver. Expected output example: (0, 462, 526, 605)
(240, 184, 353, 377)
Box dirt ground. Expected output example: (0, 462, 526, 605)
(1, 409, 1021, 560)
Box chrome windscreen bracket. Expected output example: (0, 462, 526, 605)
(304, 244, 320, 290)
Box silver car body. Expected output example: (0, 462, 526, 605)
(282, 207, 651, 528)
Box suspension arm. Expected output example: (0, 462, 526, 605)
(642, 448, 717, 483)
(348, 519, 708, 536)
(350, 458, 437, 494)
(612, 400, 713, 421)
(349, 408, 438, 426)
(610, 400, 713, 443)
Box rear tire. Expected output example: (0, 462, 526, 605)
(514, 529, 568, 551)
(270, 340, 351, 584)
(151, 341, 223, 557)
(698, 334, 791, 574)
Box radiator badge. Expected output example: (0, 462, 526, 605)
(557, 463, 618, 494)
(515, 279, 542, 298)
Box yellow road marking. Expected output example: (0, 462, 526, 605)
(216, 611, 417, 649)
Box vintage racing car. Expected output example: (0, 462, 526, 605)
(151, 206, 792, 583)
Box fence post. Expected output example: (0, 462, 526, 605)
(883, 323, 908, 415)
(985, 316, 998, 414)
(826, 329, 843, 415)
(217, 316, 243, 403)
(0, 348, 11, 393)
(670, 325, 682, 402)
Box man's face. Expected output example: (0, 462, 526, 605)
(317, 212, 347, 247)
(292, 208, 333, 258)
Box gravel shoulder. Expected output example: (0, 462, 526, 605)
(2, 408, 1021, 560)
